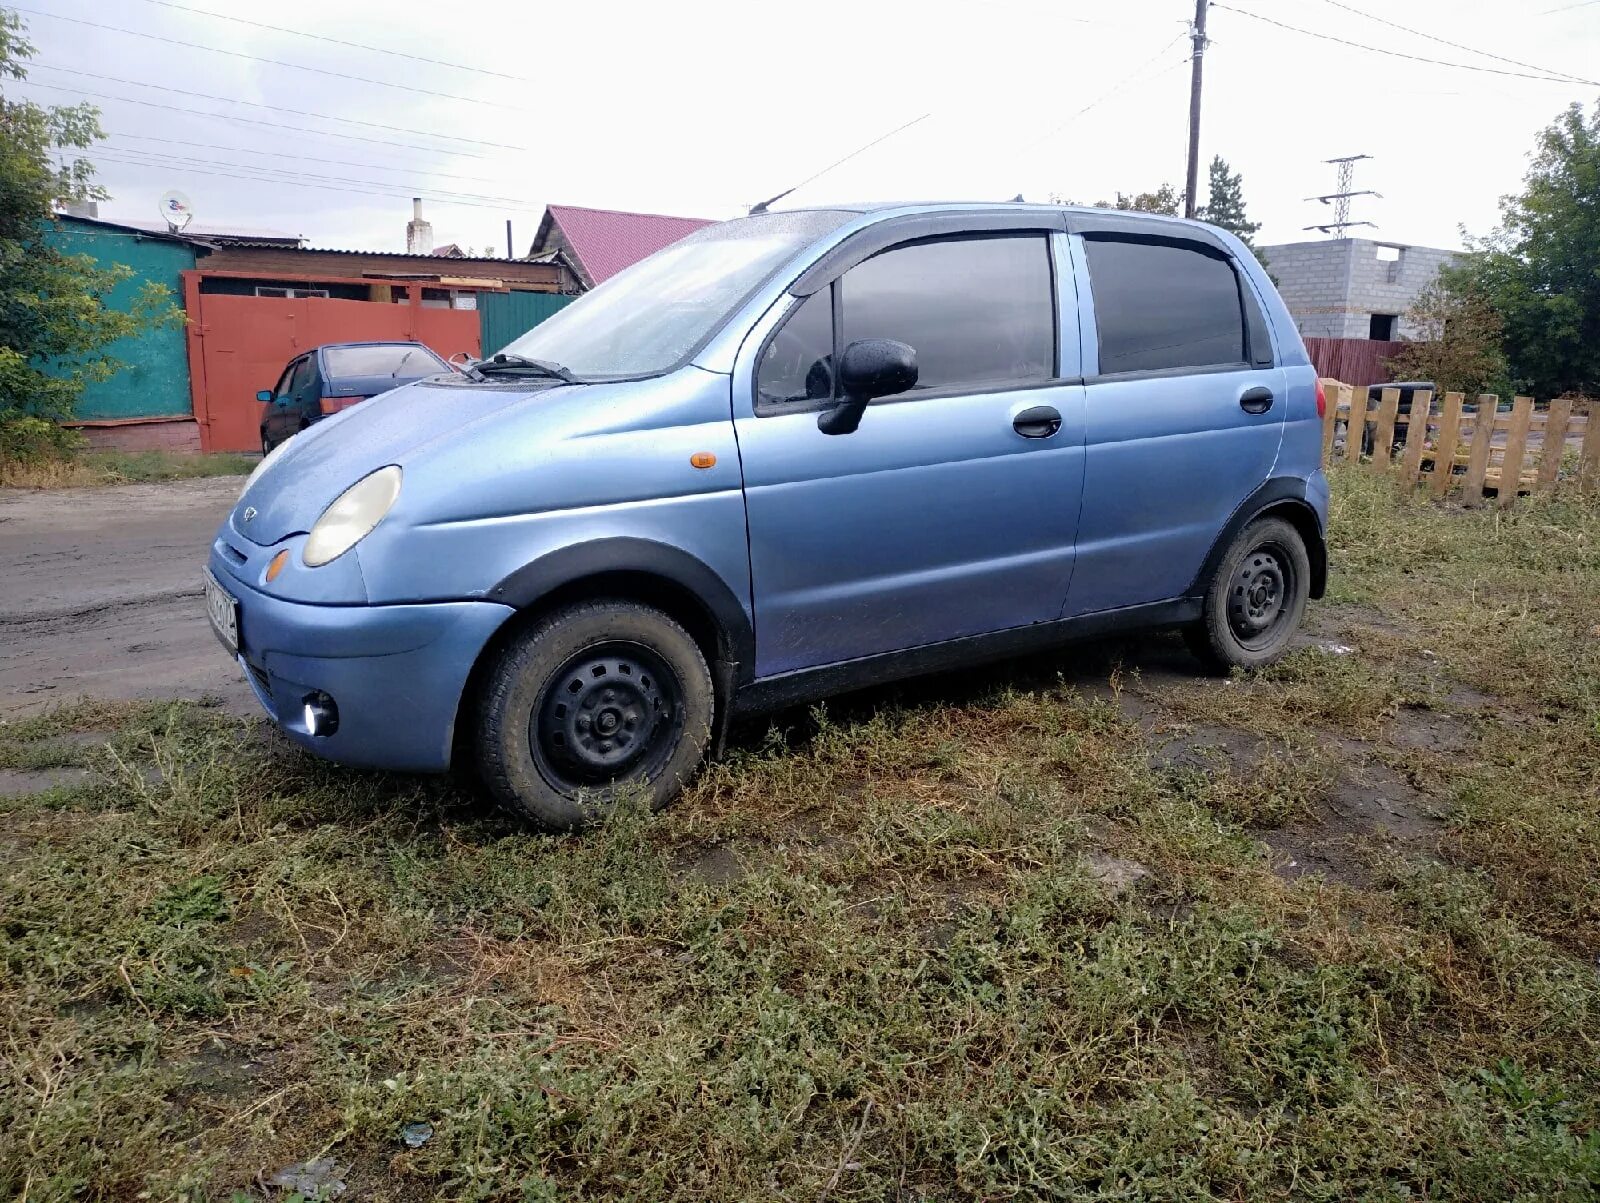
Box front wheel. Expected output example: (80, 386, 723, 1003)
(474, 600, 714, 830)
(261, 430, 274, 455)
(1185, 517, 1310, 673)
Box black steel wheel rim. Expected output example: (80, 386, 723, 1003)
(1227, 542, 1294, 649)
(530, 640, 683, 794)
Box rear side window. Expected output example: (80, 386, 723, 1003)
(841, 235, 1054, 393)
(1084, 237, 1246, 375)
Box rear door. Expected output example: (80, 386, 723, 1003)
(1064, 225, 1286, 616)
(733, 222, 1087, 678)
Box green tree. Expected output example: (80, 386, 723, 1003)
(1197, 156, 1260, 247)
(1449, 100, 1600, 400)
(1099, 183, 1182, 216)
(1385, 278, 1511, 398)
(0, 8, 178, 458)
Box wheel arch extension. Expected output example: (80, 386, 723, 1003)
(481, 538, 754, 683)
(1189, 478, 1328, 601)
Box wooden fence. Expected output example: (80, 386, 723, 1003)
(1303, 338, 1404, 387)
(1320, 380, 1600, 504)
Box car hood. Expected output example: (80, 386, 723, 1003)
(232, 378, 566, 545)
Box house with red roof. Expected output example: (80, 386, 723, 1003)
(526, 204, 715, 291)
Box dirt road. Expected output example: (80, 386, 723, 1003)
(0, 477, 255, 716)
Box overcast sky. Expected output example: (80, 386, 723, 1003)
(13, 0, 1599, 255)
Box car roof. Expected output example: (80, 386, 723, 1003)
(776, 199, 1208, 234)
(316, 341, 434, 351)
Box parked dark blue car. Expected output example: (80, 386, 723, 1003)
(258, 341, 450, 453)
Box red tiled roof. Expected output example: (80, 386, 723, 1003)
(547, 204, 714, 285)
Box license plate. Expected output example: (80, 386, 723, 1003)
(204, 569, 240, 655)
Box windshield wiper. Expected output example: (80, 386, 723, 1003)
(467, 353, 577, 384)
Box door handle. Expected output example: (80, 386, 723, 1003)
(1239, 386, 1275, 415)
(1013, 405, 1061, 439)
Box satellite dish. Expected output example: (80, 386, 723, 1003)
(158, 189, 194, 232)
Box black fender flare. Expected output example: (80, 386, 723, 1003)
(1188, 478, 1328, 600)
(486, 538, 756, 683)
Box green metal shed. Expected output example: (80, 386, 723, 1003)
(478, 290, 575, 357)
(45, 215, 196, 422)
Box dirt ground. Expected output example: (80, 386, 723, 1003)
(0, 477, 256, 717)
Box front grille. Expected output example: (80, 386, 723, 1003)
(220, 540, 248, 565)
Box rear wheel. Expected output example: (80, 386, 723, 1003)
(474, 600, 714, 830)
(1185, 517, 1310, 673)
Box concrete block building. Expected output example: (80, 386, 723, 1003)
(1258, 238, 1459, 341)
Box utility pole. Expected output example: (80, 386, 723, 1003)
(1183, 0, 1209, 220)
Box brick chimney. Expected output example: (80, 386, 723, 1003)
(405, 197, 433, 255)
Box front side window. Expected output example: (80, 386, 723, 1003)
(841, 235, 1054, 393)
(288, 357, 315, 395)
(757, 288, 835, 406)
(1084, 236, 1246, 375)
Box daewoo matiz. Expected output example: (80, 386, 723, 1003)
(207, 202, 1329, 829)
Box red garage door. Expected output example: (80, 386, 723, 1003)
(183, 272, 482, 452)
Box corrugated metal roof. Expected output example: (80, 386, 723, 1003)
(545, 204, 714, 285)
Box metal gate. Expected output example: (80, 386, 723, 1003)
(183, 271, 483, 452)
(478, 290, 575, 357)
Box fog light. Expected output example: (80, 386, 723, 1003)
(302, 691, 338, 737)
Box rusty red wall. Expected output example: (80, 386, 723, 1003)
(185, 273, 481, 452)
(1303, 337, 1406, 387)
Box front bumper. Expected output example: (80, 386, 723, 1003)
(207, 546, 514, 772)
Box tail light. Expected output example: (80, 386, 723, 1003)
(1315, 379, 1327, 420)
(319, 396, 364, 415)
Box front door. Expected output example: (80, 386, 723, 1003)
(733, 229, 1087, 679)
(1065, 231, 1287, 616)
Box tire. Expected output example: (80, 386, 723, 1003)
(474, 599, 714, 830)
(261, 430, 274, 455)
(1185, 517, 1310, 674)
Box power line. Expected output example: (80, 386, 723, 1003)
(32, 63, 527, 150)
(1022, 31, 1190, 151)
(104, 131, 506, 184)
(1314, 0, 1596, 86)
(1540, 0, 1600, 13)
(1212, 5, 1593, 83)
(11, 79, 513, 159)
(98, 145, 526, 205)
(90, 148, 534, 213)
(130, 0, 530, 83)
(9, 6, 530, 111)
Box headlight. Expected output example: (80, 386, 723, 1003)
(241, 438, 290, 497)
(303, 466, 402, 567)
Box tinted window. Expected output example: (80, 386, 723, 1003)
(757, 288, 835, 406)
(841, 236, 1054, 393)
(324, 344, 446, 379)
(1084, 237, 1246, 374)
(288, 357, 316, 394)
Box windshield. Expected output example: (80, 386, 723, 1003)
(325, 344, 447, 378)
(499, 210, 851, 380)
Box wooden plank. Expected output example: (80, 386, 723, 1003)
(1581, 409, 1600, 492)
(1462, 394, 1499, 503)
(1498, 396, 1534, 507)
(1344, 384, 1367, 464)
(1371, 387, 1401, 471)
(1537, 397, 1572, 489)
(1321, 379, 1341, 461)
(1431, 392, 1465, 497)
(1399, 388, 1433, 483)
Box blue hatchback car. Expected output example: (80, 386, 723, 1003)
(208, 202, 1329, 828)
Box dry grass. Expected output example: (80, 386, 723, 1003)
(0, 450, 253, 489)
(2, 465, 1598, 1201)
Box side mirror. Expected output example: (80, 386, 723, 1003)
(256, 390, 273, 403)
(817, 338, 918, 436)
